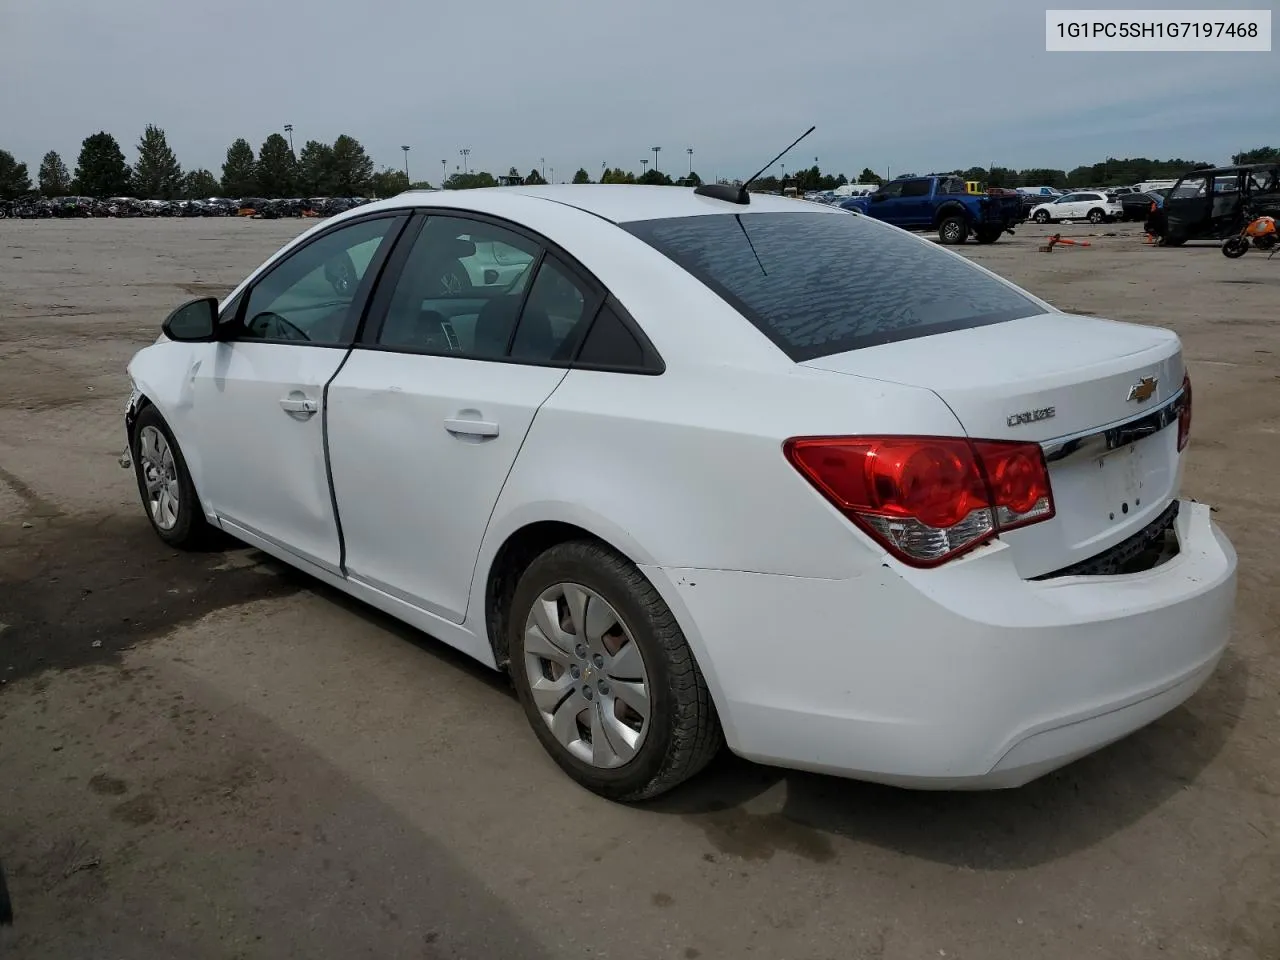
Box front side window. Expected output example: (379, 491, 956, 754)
(622, 211, 1041, 362)
(1171, 177, 1208, 199)
(234, 217, 397, 345)
(900, 179, 931, 197)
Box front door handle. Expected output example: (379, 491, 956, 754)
(279, 396, 318, 415)
(444, 418, 499, 438)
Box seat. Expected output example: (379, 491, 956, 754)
(472, 297, 561, 361)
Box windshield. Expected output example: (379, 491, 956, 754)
(621, 211, 1042, 362)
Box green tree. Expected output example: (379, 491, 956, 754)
(183, 169, 220, 199)
(0, 150, 32, 199)
(683, 170, 704, 187)
(600, 167, 635, 184)
(330, 134, 374, 194)
(296, 140, 335, 195)
(571, 167, 591, 184)
(1231, 146, 1278, 164)
(221, 138, 257, 196)
(638, 168, 673, 186)
(369, 167, 411, 197)
(1018, 168, 1068, 189)
(256, 133, 297, 197)
(524, 168, 547, 185)
(445, 171, 498, 189)
(38, 151, 71, 196)
(132, 124, 184, 200)
(858, 167, 883, 185)
(73, 132, 131, 197)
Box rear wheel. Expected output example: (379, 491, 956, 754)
(974, 226, 1003, 244)
(508, 540, 722, 801)
(938, 215, 970, 245)
(1033, 209, 1051, 224)
(130, 405, 214, 548)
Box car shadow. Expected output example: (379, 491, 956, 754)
(644, 648, 1248, 871)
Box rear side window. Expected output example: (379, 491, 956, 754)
(621, 211, 1041, 361)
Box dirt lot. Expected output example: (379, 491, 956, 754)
(0, 217, 1277, 960)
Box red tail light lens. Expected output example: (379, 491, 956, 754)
(1177, 373, 1192, 451)
(784, 435, 1055, 568)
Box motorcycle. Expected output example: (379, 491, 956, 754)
(1222, 215, 1278, 258)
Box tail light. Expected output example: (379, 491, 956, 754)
(783, 436, 1055, 568)
(1177, 373, 1192, 451)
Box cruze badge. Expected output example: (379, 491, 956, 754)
(1007, 407, 1056, 427)
(1127, 376, 1158, 403)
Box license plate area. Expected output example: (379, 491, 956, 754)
(1097, 443, 1147, 522)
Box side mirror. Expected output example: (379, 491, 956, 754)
(161, 297, 218, 342)
(870, 193, 886, 202)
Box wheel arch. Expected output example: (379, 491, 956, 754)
(932, 201, 972, 226)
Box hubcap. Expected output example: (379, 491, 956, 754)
(523, 582, 651, 769)
(138, 425, 180, 531)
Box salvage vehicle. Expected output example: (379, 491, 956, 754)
(1144, 163, 1280, 247)
(843, 175, 1021, 243)
(1029, 191, 1124, 224)
(1222, 214, 1278, 258)
(123, 184, 1235, 801)
(1119, 190, 1165, 222)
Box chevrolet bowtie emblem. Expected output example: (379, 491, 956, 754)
(1127, 376, 1158, 403)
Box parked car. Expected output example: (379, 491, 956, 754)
(1029, 191, 1124, 224)
(843, 175, 1022, 243)
(122, 184, 1234, 801)
(1144, 163, 1280, 247)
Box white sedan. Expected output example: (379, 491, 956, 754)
(124, 184, 1236, 801)
(1030, 191, 1125, 224)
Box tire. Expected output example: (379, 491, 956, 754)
(1087, 208, 1106, 224)
(1033, 210, 1051, 224)
(1156, 235, 1185, 248)
(938, 215, 969, 245)
(974, 227, 1002, 244)
(1222, 237, 1249, 258)
(129, 404, 214, 548)
(508, 540, 722, 801)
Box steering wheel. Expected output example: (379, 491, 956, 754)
(247, 311, 310, 341)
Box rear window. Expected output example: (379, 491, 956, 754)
(621, 211, 1042, 362)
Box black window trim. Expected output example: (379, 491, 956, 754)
(220, 209, 413, 349)
(353, 206, 665, 375)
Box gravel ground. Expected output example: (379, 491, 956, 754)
(0, 216, 1276, 960)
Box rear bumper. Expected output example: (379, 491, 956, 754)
(643, 499, 1236, 788)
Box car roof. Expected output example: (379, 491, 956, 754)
(382, 184, 840, 224)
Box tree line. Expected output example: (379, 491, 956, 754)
(1, 128, 1276, 202)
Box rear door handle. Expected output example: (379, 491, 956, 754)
(444, 418, 499, 438)
(279, 397, 318, 415)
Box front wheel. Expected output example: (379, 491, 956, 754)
(1088, 208, 1106, 224)
(509, 540, 722, 801)
(130, 404, 214, 548)
(938, 216, 970, 245)
(1222, 237, 1250, 258)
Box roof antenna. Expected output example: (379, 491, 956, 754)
(694, 125, 816, 206)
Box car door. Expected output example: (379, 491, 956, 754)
(191, 212, 407, 575)
(1163, 174, 1211, 238)
(865, 180, 905, 221)
(896, 178, 934, 225)
(326, 212, 603, 623)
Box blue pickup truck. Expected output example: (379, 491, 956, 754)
(841, 175, 1022, 245)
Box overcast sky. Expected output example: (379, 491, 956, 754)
(1, 0, 1271, 183)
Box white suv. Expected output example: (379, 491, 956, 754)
(1031, 191, 1124, 224)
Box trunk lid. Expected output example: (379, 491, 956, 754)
(801, 313, 1186, 579)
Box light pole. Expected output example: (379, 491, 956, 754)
(401, 145, 410, 182)
(549, 166, 555, 184)
(283, 124, 294, 153)
(441, 159, 447, 187)
(459, 148, 470, 174)
(651, 146, 661, 173)
(686, 147, 693, 177)
(540, 157, 546, 180)
(640, 158, 648, 177)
